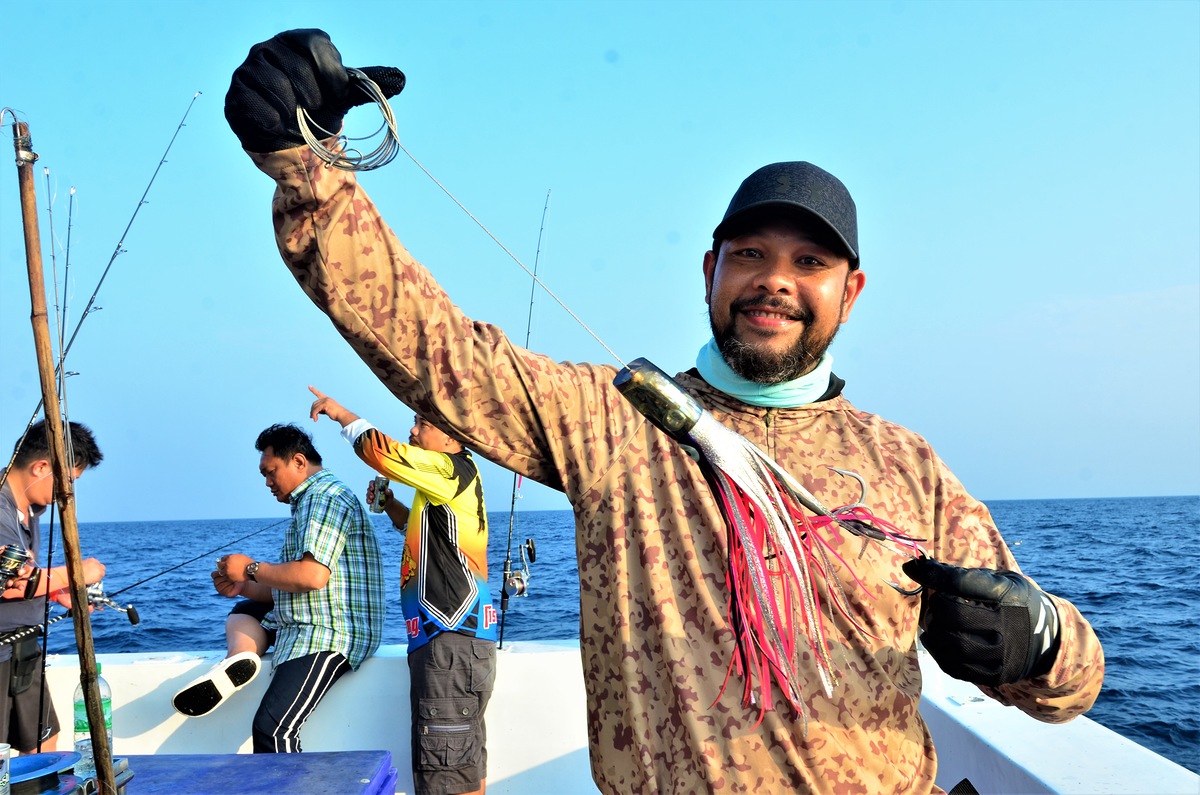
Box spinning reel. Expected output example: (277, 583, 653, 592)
(85, 582, 140, 625)
(0, 544, 31, 583)
(502, 537, 537, 601)
(0, 545, 139, 632)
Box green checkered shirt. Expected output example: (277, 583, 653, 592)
(263, 469, 385, 669)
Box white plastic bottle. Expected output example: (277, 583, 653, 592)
(73, 663, 112, 779)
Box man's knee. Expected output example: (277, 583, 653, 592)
(251, 702, 288, 754)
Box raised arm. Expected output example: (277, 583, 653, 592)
(226, 30, 642, 498)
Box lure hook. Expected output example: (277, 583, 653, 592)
(886, 548, 926, 597)
(887, 580, 924, 597)
(827, 467, 868, 511)
(824, 468, 926, 597)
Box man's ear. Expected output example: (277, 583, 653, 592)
(702, 249, 718, 305)
(29, 459, 52, 479)
(291, 453, 308, 470)
(840, 268, 866, 324)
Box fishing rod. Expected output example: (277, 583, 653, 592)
(498, 190, 550, 650)
(0, 583, 141, 649)
(106, 517, 288, 600)
(0, 515, 287, 650)
(7, 103, 199, 785)
(0, 93, 202, 491)
(40, 165, 80, 677)
(9, 114, 116, 790)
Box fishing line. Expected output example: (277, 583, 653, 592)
(104, 517, 289, 599)
(307, 73, 626, 368)
(63, 185, 77, 362)
(0, 92, 202, 491)
(44, 167, 66, 388)
(399, 146, 624, 366)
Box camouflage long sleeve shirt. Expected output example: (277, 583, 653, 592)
(249, 146, 1103, 795)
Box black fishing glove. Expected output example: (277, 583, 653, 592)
(225, 28, 406, 153)
(902, 557, 1061, 687)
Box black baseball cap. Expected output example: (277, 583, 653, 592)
(712, 162, 859, 266)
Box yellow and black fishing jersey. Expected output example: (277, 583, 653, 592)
(353, 427, 497, 649)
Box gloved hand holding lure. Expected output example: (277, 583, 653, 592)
(902, 556, 1061, 686)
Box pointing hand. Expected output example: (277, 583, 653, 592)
(308, 386, 359, 427)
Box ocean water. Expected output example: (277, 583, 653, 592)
(38, 495, 1199, 774)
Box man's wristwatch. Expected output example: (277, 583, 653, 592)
(245, 561, 260, 582)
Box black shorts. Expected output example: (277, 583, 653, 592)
(408, 632, 496, 795)
(229, 599, 277, 646)
(229, 598, 272, 621)
(0, 638, 60, 752)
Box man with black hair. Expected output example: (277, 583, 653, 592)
(0, 420, 106, 752)
(172, 423, 386, 754)
(224, 30, 1104, 793)
(309, 388, 496, 795)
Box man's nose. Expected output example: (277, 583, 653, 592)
(753, 255, 794, 293)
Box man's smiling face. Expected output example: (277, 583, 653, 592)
(703, 219, 865, 384)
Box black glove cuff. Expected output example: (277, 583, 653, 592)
(1027, 591, 1061, 678)
(916, 571, 1063, 687)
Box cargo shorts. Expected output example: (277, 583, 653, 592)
(407, 631, 496, 795)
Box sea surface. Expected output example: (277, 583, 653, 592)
(38, 495, 1199, 774)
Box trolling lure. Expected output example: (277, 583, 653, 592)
(307, 66, 927, 726)
(615, 359, 924, 729)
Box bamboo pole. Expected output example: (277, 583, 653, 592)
(11, 121, 116, 794)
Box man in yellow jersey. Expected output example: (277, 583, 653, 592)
(309, 387, 496, 795)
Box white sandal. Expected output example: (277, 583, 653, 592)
(171, 651, 261, 717)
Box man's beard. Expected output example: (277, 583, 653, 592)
(710, 296, 841, 385)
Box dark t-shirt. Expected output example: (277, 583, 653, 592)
(0, 483, 48, 663)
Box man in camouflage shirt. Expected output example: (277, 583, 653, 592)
(224, 30, 1103, 793)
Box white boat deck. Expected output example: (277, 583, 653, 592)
(44, 641, 1198, 794)
(48, 641, 594, 794)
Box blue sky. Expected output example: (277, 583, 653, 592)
(1, 0, 1197, 523)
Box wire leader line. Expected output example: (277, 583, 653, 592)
(396, 143, 625, 368)
(305, 72, 626, 368)
(298, 69, 399, 171)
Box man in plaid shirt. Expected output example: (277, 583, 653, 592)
(173, 423, 386, 753)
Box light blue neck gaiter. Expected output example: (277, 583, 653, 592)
(694, 337, 834, 408)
